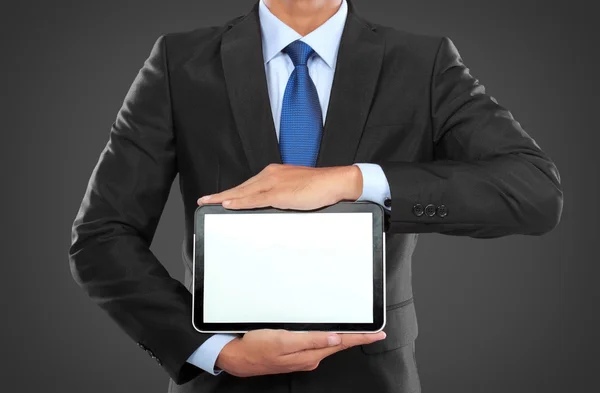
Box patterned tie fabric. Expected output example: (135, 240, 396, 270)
(279, 40, 323, 167)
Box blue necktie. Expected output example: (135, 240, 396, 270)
(279, 40, 323, 167)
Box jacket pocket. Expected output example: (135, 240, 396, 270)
(361, 298, 418, 355)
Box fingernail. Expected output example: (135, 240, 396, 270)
(328, 334, 341, 346)
(380, 331, 387, 339)
(222, 200, 231, 206)
(200, 195, 212, 201)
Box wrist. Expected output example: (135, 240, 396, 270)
(215, 337, 242, 371)
(336, 165, 363, 201)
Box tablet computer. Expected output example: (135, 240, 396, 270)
(192, 201, 385, 333)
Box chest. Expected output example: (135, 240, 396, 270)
(170, 53, 434, 190)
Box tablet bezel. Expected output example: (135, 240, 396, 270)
(192, 200, 385, 333)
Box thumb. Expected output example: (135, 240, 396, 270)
(279, 331, 342, 354)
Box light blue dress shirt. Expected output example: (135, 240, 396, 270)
(186, 0, 391, 375)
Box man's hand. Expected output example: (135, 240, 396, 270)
(215, 329, 386, 377)
(197, 164, 363, 210)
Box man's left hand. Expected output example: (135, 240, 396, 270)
(197, 164, 363, 210)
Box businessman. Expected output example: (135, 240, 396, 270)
(69, 0, 563, 392)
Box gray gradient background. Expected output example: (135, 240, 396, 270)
(2, 0, 597, 392)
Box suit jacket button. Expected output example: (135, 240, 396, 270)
(437, 204, 448, 217)
(413, 204, 424, 217)
(384, 198, 391, 208)
(425, 204, 436, 217)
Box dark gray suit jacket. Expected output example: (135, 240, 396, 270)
(68, 0, 563, 392)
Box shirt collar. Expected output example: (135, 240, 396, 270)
(258, 0, 348, 69)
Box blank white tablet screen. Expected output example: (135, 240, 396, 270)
(203, 212, 373, 323)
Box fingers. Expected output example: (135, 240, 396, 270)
(223, 192, 275, 210)
(197, 172, 267, 205)
(278, 331, 343, 354)
(307, 331, 386, 355)
(197, 183, 259, 205)
(233, 329, 387, 376)
(339, 331, 387, 348)
(278, 331, 385, 354)
(280, 331, 387, 370)
(197, 163, 295, 206)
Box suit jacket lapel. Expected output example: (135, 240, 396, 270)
(221, 1, 282, 177)
(316, 1, 385, 168)
(221, 0, 385, 175)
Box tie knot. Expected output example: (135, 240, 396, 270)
(282, 40, 315, 67)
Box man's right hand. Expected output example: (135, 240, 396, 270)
(215, 329, 386, 377)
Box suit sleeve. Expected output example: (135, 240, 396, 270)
(68, 35, 208, 384)
(378, 37, 563, 238)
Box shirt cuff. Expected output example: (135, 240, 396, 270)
(186, 334, 239, 375)
(353, 163, 392, 211)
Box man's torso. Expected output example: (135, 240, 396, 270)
(166, 3, 442, 391)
